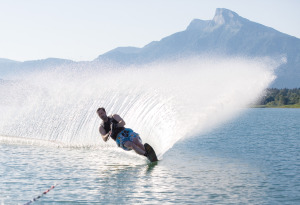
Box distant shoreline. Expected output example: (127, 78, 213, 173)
(252, 104, 300, 108)
(256, 88, 300, 108)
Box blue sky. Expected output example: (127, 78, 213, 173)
(0, 0, 299, 61)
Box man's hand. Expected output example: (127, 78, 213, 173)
(100, 125, 111, 142)
(104, 131, 111, 141)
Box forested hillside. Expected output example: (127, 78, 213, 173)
(258, 88, 300, 107)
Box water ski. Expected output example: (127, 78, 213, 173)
(144, 143, 158, 162)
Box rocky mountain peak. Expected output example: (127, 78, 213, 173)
(213, 8, 240, 25)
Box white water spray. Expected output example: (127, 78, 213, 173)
(0, 56, 279, 157)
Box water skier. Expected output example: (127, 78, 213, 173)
(96, 107, 148, 157)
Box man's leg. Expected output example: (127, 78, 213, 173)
(124, 141, 146, 156)
(133, 136, 146, 152)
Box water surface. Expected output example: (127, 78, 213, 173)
(1, 108, 299, 204)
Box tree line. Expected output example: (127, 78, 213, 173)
(258, 88, 300, 106)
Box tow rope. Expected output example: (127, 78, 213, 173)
(23, 184, 57, 205)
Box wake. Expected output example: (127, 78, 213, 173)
(0, 56, 280, 158)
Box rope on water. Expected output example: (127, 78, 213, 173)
(23, 184, 57, 205)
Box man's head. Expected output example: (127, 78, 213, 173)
(97, 107, 108, 121)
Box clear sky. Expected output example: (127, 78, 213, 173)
(0, 0, 299, 62)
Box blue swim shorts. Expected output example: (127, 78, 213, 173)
(115, 128, 142, 151)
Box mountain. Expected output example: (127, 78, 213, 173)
(1, 8, 299, 88)
(95, 8, 300, 88)
(0, 58, 73, 77)
(0, 58, 20, 63)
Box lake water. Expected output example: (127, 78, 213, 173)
(1, 108, 299, 205)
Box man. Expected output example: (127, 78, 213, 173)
(96, 107, 148, 157)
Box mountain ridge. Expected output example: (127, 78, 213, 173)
(94, 8, 300, 88)
(1, 8, 299, 88)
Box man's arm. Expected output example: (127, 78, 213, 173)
(99, 125, 110, 142)
(112, 114, 126, 127)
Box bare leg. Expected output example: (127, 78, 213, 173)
(133, 137, 146, 152)
(124, 141, 146, 156)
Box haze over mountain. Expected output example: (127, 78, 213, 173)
(0, 58, 73, 77)
(1, 8, 299, 88)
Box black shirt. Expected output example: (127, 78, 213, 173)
(101, 116, 124, 141)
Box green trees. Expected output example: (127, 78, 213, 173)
(259, 88, 300, 107)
